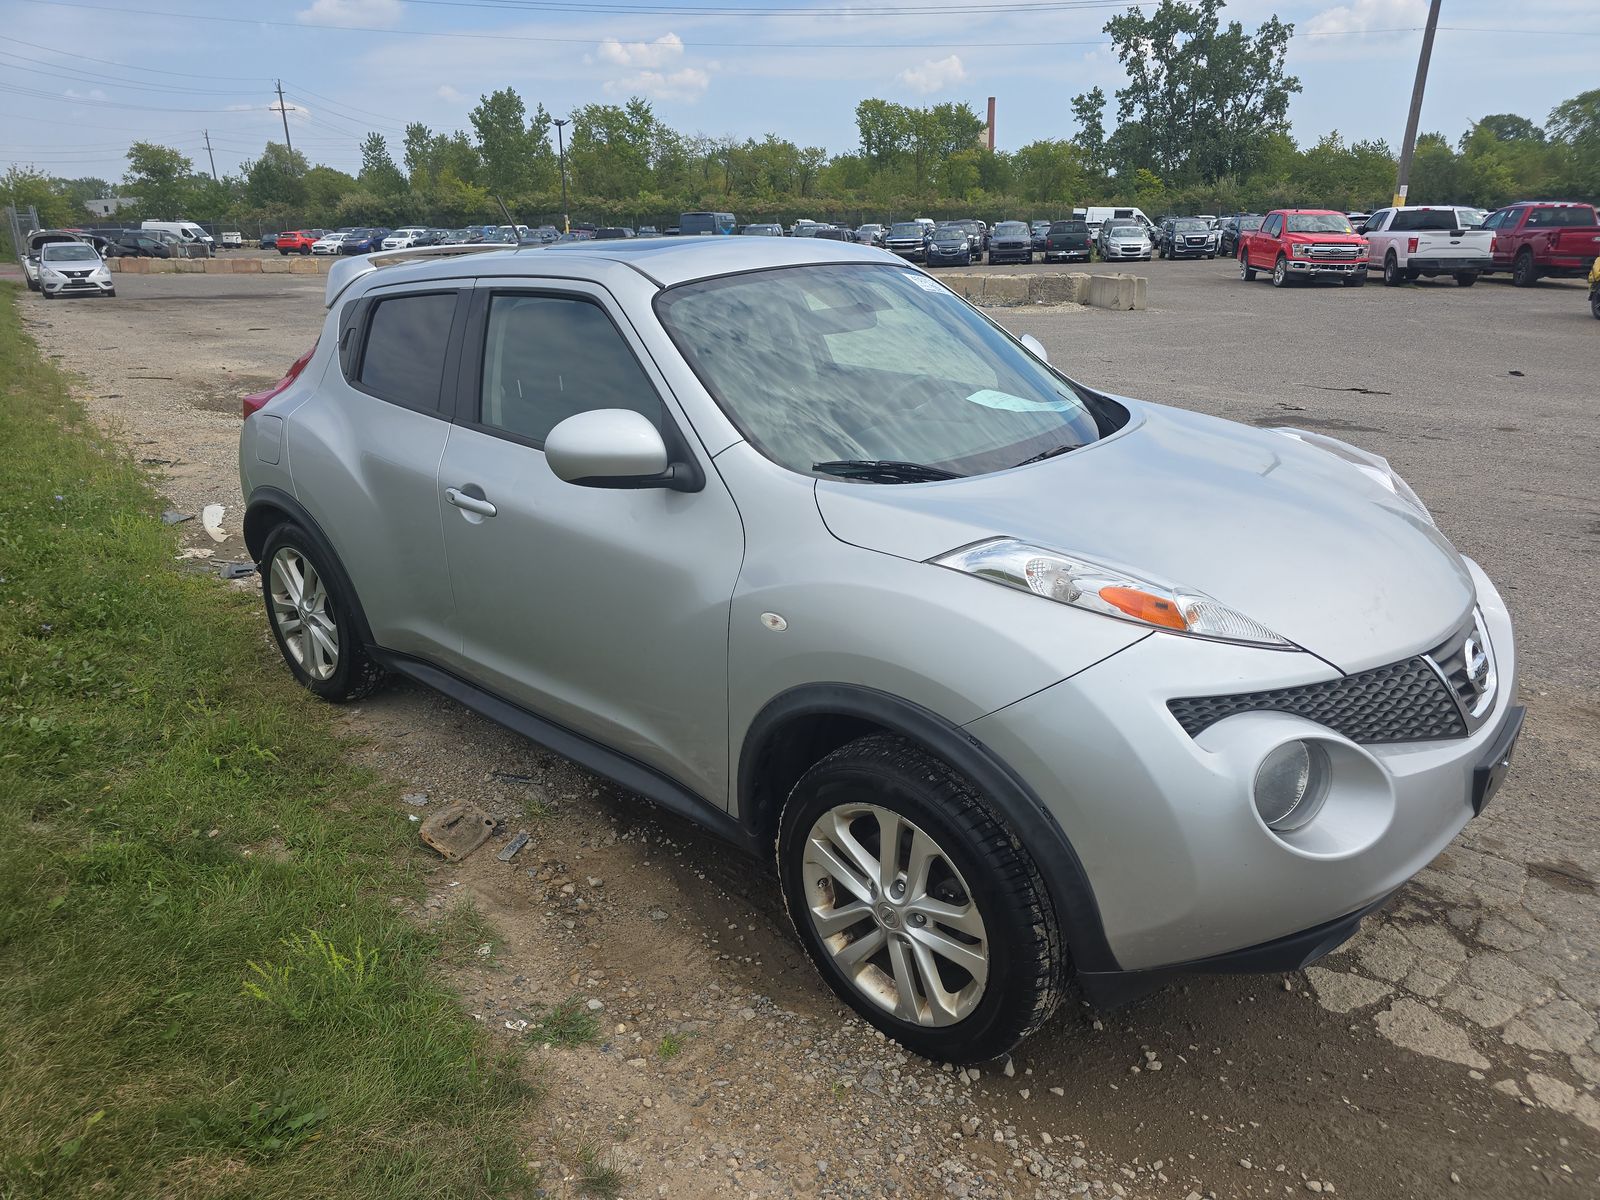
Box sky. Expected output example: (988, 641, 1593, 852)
(1, 0, 1597, 186)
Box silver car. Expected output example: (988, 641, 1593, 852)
(240, 238, 1522, 1062)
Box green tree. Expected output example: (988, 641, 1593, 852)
(359, 133, 407, 196)
(243, 143, 309, 208)
(1103, 0, 1299, 183)
(303, 165, 358, 218)
(1547, 89, 1600, 197)
(123, 142, 200, 218)
(1012, 139, 1085, 204)
(856, 99, 912, 166)
(469, 88, 556, 199)
(1070, 87, 1107, 173)
(1467, 113, 1544, 146)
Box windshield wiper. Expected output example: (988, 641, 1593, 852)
(1011, 442, 1081, 468)
(813, 459, 963, 483)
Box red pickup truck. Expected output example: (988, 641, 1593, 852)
(1485, 202, 1600, 287)
(1238, 209, 1369, 288)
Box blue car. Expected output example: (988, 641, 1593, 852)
(339, 228, 389, 255)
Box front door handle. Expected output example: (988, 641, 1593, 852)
(445, 487, 497, 518)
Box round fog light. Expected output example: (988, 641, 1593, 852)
(1254, 740, 1329, 831)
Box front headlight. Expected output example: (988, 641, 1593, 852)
(931, 538, 1292, 648)
(1272, 428, 1434, 526)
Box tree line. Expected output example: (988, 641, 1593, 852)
(4, 0, 1597, 243)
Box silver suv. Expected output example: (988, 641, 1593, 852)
(240, 238, 1522, 1062)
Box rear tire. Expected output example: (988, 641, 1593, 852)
(1383, 252, 1404, 286)
(1591, 289, 1600, 320)
(260, 523, 386, 703)
(777, 734, 1064, 1064)
(1512, 251, 1538, 287)
(1455, 272, 1478, 287)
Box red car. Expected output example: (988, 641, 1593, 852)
(1238, 209, 1368, 288)
(1485, 202, 1600, 287)
(276, 230, 317, 255)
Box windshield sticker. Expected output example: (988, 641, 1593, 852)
(965, 389, 1077, 413)
(905, 272, 946, 293)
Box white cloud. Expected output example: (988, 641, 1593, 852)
(64, 88, 109, 101)
(1306, 0, 1426, 37)
(436, 84, 463, 103)
(604, 67, 710, 102)
(296, 0, 403, 27)
(598, 33, 685, 69)
(896, 55, 966, 95)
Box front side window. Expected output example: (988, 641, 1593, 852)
(357, 291, 458, 413)
(477, 294, 662, 446)
(657, 264, 1117, 479)
(1262, 214, 1283, 236)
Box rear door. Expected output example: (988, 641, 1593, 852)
(433, 278, 744, 804)
(291, 282, 468, 661)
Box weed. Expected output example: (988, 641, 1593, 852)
(657, 1032, 687, 1059)
(576, 1144, 626, 1199)
(526, 997, 599, 1048)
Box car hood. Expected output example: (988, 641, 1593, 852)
(813, 401, 1474, 673)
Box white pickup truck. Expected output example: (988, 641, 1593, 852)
(1361, 205, 1493, 287)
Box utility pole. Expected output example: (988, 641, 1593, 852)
(1393, 0, 1442, 207)
(553, 117, 570, 233)
(274, 79, 295, 159)
(202, 129, 218, 182)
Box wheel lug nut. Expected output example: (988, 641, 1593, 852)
(908, 912, 926, 927)
(891, 881, 905, 898)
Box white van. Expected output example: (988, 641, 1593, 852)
(141, 220, 214, 254)
(1075, 206, 1156, 237)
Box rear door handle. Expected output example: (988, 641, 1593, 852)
(445, 487, 497, 518)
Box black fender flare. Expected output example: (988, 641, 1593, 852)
(738, 683, 1120, 975)
(242, 485, 376, 650)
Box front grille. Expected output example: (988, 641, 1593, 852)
(1168, 655, 1467, 744)
(1306, 243, 1361, 259)
(1425, 609, 1495, 727)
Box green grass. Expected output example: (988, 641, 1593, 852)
(574, 1146, 625, 1200)
(656, 1033, 686, 1060)
(0, 281, 539, 1199)
(523, 999, 599, 1049)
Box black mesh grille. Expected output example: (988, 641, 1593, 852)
(1167, 656, 1467, 744)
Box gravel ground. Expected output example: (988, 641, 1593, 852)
(14, 259, 1600, 1199)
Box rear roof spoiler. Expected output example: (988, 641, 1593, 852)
(324, 242, 515, 308)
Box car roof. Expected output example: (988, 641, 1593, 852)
(342, 235, 899, 302)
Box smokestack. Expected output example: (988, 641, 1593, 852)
(986, 96, 996, 151)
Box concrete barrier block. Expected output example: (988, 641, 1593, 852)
(1029, 274, 1086, 305)
(980, 275, 1029, 306)
(288, 257, 319, 273)
(1086, 273, 1142, 311)
(203, 259, 232, 273)
(937, 273, 982, 301)
(175, 259, 205, 273)
(111, 258, 135, 274)
(316, 258, 335, 274)
(231, 257, 263, 273)
(260, 257, 292, 273)
(1130, 275, 1147, 311)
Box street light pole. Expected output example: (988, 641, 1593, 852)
(1393, 0, 1443, 207)
(553, 118, 570, 234)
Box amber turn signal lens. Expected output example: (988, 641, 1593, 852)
(1098, 586, 1189, 631)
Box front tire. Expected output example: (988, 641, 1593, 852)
(1239, 252, 1256, 281)
(1591, 289, 1600, 320)
(1512, 250, 1538, 288)
(260, 524, 385, 703)
(1271, 255, 1291, 287)
(777, 735, 1064, 1064)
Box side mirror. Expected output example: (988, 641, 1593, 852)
(1019, 333, 1049, 364)
(545, 409, 693, 491)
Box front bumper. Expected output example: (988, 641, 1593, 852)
(965, 556, 1518, 977)
(1104, 245, 1149, 259)
(1287, 258, 1367, 275)
(41, 276, 114, 296)
(1169, 241, 1216, 258)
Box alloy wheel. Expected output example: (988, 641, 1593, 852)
(268, 547, 339, 681)
(801, 803, 988, 1027)
(1273, 257, 1288, 286)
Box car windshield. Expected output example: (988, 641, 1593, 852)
(657, 264, 1111, 479)
(1173, 219, 1207, 232)
(888, 223, 924, 238)
(1110, 226, 1142, 238)
(995, 222, 1027, 234)
(42, 243, 97, 261)
(1286, 213, 1353, 233)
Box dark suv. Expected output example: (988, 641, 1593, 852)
(987, 221, 1033, 265)
(1219, 214, 1264, 257)
(1043, 220, 1091, 263)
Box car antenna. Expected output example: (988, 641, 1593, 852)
(493, 195, 525, 241)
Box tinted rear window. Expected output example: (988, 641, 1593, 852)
(1050, 222, 1087, 234)
(358, 292, 457, 413)
(1390, 209, 1466, 232)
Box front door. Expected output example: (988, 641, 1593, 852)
(435, 280, 744, 805)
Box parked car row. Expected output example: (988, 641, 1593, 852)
(19, 229, 115, 298)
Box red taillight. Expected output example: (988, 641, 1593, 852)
(243, 341, 317, 419)
(1407, 237, 1419, 254)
